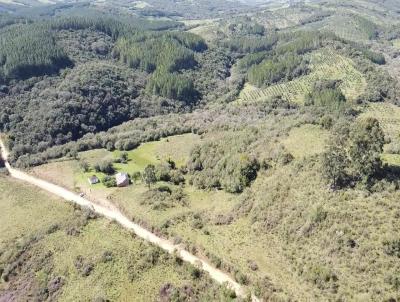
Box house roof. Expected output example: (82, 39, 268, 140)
(116, 172, 129, 185)
(88, 175, 99, 184)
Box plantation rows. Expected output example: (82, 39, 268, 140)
(239, 48, 365, 104)
(361, 103, 400, 139)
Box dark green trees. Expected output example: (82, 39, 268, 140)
(322, 118, 385, 188)
(187, 143, 260, 194)
(348, 118, 385, 183)
(114, 31, 206, 104)
(248, 54, 308, 87)
(0, 62, 143, 156)
(146, 71, 198, 104)
(0, 25, 72, 81)
(305, 81, 346, 112)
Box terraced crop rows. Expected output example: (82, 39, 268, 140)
(360, 103, 400, 140)
(239, 47, 366, 104)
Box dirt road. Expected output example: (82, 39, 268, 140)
(0, 138, 258, 301)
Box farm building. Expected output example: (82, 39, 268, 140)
(116, 172, 130, 187)
(88, 175, 99, 185)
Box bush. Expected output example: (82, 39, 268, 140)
(383, 239, 400, 257)
(189, 266, 202, 279)
(94, 160, 115, 175)
(322, 118, 385, 187)
(234, 270, 248, 285)
(102, 176, 117, 188)
(79, 160, 90, 172)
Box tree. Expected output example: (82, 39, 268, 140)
(132, 171, 141, 184)
(120, 152, 129, 164)
(348, 118, 385, 183)
(322, 144, 348, 189)
(79, 159, 90, 172)
(142, 164, 157, 189)
(322, 118, 385, 188)
(94, 159, 115, 175)
(102, 175, 117, 188)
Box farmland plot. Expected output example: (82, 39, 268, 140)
(239, 48, 366, 104)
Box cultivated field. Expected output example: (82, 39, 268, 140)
(239, 48, 366, 104)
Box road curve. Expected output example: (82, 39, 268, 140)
(0, 138, 259, 301)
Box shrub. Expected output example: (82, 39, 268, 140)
(189, 266, 202, 279)
(234, 270, 248, 285)
(94, 159, 115, 175)
(79, 160, 90, 172)
(383, 239, 400, 257)
(102, 176, 117, 188)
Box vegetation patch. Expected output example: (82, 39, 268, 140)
(239, 48, 366, 104)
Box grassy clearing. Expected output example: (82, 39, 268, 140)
(0, 176, 76, 248)
(28, 130, 331, 300)
(0, 176, 226, 301)
(45, 221, 189, 302)
(32, 133, 201, 192)
(282, 124, 329, 158)
(393, 39, 400, 49)
(132, 1, 152, 9)
(239, 47, 366, 104)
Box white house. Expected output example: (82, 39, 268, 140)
(116, 172, 129, 187)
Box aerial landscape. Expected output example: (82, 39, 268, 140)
(1, 0, 400, 301)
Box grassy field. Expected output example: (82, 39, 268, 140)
(28, 121, 400, 301)
(282, 124, 329, 159)
(392, 39, 400, 49)
(30, 131, 321, 300)
(239, 47, 366, 104)
(0, 176, 227, 301)
(318, 14, 375, 42)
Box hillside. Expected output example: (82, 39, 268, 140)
(0, 176, 231, 301)
(1, 0, 400, 301)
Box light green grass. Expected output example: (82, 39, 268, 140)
(282, 124, 329, 158)
(0, 176, 221, 301)
(46, 220, 188, 302)
(0, 176, 76, 247)
(382, 153, 400, 166)
(392, 39, 400, 49)
(239, 47, 366, 104)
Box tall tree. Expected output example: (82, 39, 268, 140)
(348, 118, 385, 183)
(143, 164, 157, 189)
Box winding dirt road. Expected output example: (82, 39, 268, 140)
(0, 138, 258, 301)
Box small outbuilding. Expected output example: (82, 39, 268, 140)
(88, 175, 99, 185)
(116, 172, 130, 187)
